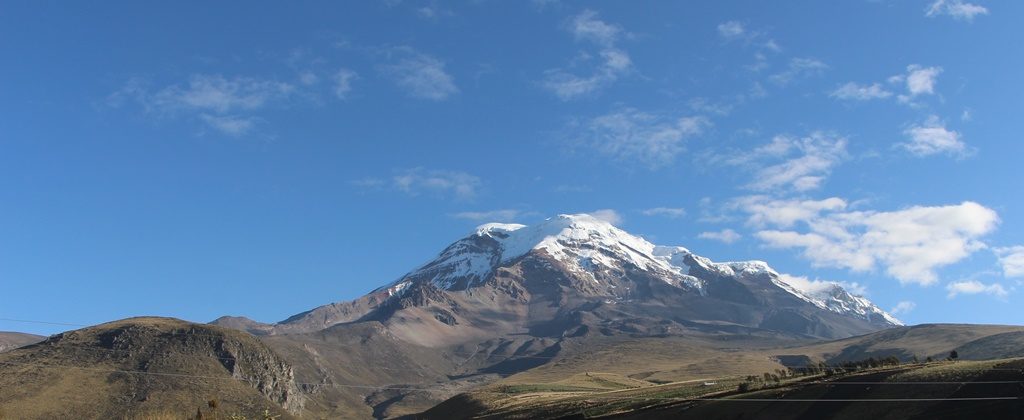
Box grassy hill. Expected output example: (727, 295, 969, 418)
(0, 317, 301, 420)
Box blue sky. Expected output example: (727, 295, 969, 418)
(3, 1, 1023, 335)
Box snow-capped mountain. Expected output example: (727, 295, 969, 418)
(380, 214, 899, 327)
(221, 214, 899, 343)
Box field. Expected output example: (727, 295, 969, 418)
(422, 358, 1024, 419)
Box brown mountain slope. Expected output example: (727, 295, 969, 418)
(776, 323, 1024, 365)
(0, 332, 44, 353)
(0, 317, 302, 420)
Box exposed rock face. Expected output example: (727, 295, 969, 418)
(0, 317, 303, 419)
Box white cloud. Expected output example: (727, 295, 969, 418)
(572, 109, 710, 168)
(946, 280, 1008, 298)
(569, 10, 623, 46)
(890, 301, 916, 315)
(590, 209, 623, 226)
(994, 246, 1024, 278)
(830, 82, 893, 100)
(778, 273, 867, 297)
(642, 207, 687, 219)
(833, 64, 941, 106)
(381, 51, 458, 100)
(902, 115, 967, 157)
(904, 65, 943, 97)
(543, 10, 632, 100)
(390, 168, 481, 199)
(769, 57, 828, 85)
(199, 114, 256, 137)
(926, 0, 989, 22)
(699, 229, 742, 244)
(747, 200, 999, 285)
(728, 133, 848, 192)
(452, 209, 523, 222)
(735, 196, 848, 229)
(717, 21, 745, 39)
(333, 68, 358, 99)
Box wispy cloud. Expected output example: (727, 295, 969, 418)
(569, 108, 710, 168)
(926, 0, 989, 22)
(769, 57, 828, 85)
(199, 114, 257, 137)
(333, 68, 358, 99)
(393, 168, 479, 199)
(832, 64, 942, 106)
(356, 168, 481, 200)
(590, 209, 623, 226)
(698, 229, 742, 244)
(716, 20, 781, 54)
(724, 132, 848, 192)
(380, 49, 458, 100)
(993, 246, 1024, 279)
(742, 199, 999, 285)
(641, 207, 687, 219)
(830, 82, 893, 101)
(946, 280, 1007, 299)
(542, 10, 632, 100)
(890, 301, 917, 315)
(717, 21, 745, 39)
(901, 115, 967, 157)
(569, 9, 623, 46)
(150, 75, 295, 113)
(734, 196, 848, 229)
(452, 209, 525, 222)
(108, 74, 298, 136)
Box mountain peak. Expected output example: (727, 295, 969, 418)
(377, 214, 901, 329)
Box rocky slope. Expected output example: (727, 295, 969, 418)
(0, 317, 303, 419)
